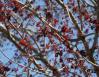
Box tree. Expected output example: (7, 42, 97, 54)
(0, 0, 99, 77)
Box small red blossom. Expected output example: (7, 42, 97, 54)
(53, 18, 58, 25)
(61, 25, 69, 33)
(0, 65, 10, 74)
(78, 60, 84, 67)
(28, 45, 34, 50)
(19, 39, 28, 47)
(46, 11, 52, 21)
(84, 13, 90, 20)
(46, 44, 50, 49)
(36, 21, 41, 27)
(73, 6, 78, 12)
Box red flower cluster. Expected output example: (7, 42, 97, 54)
(19, 39, 29, 47)
(0, 64, 10, 74)
(53, 18, 58, 25)
(61, 25, 69, 33)
(73, 6, 78, 12)
(19, 39, 34, 50)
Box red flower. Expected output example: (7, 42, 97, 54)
(61, 25, 69, 33)
(46, 44, 50, 49)
(53, 18, 58, 25)
(19, 39, 28, 47)
(46, 11, 52, 21)
(0, 65, 10, 74)
(36, 21, 41, 27)
(78, 60, 84, 67)
(84, 13, 90, 20)
(73, 6, 78, 12)
(28, 45, 34, 50)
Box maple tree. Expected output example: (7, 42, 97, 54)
(0, 0, 99, 77)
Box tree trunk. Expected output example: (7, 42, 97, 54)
(94, 0, 99, 76)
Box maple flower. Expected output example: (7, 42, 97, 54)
(53, 18, 58, 25)
(61, 25, 69, 33)
(73, 6, 78, 12)
(84, 13, 90, 20)
(0, 65, 10, 74)
(28, 45, 34, 50)
(19, 39, 28, 47)
(45, 10, 53, 21)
